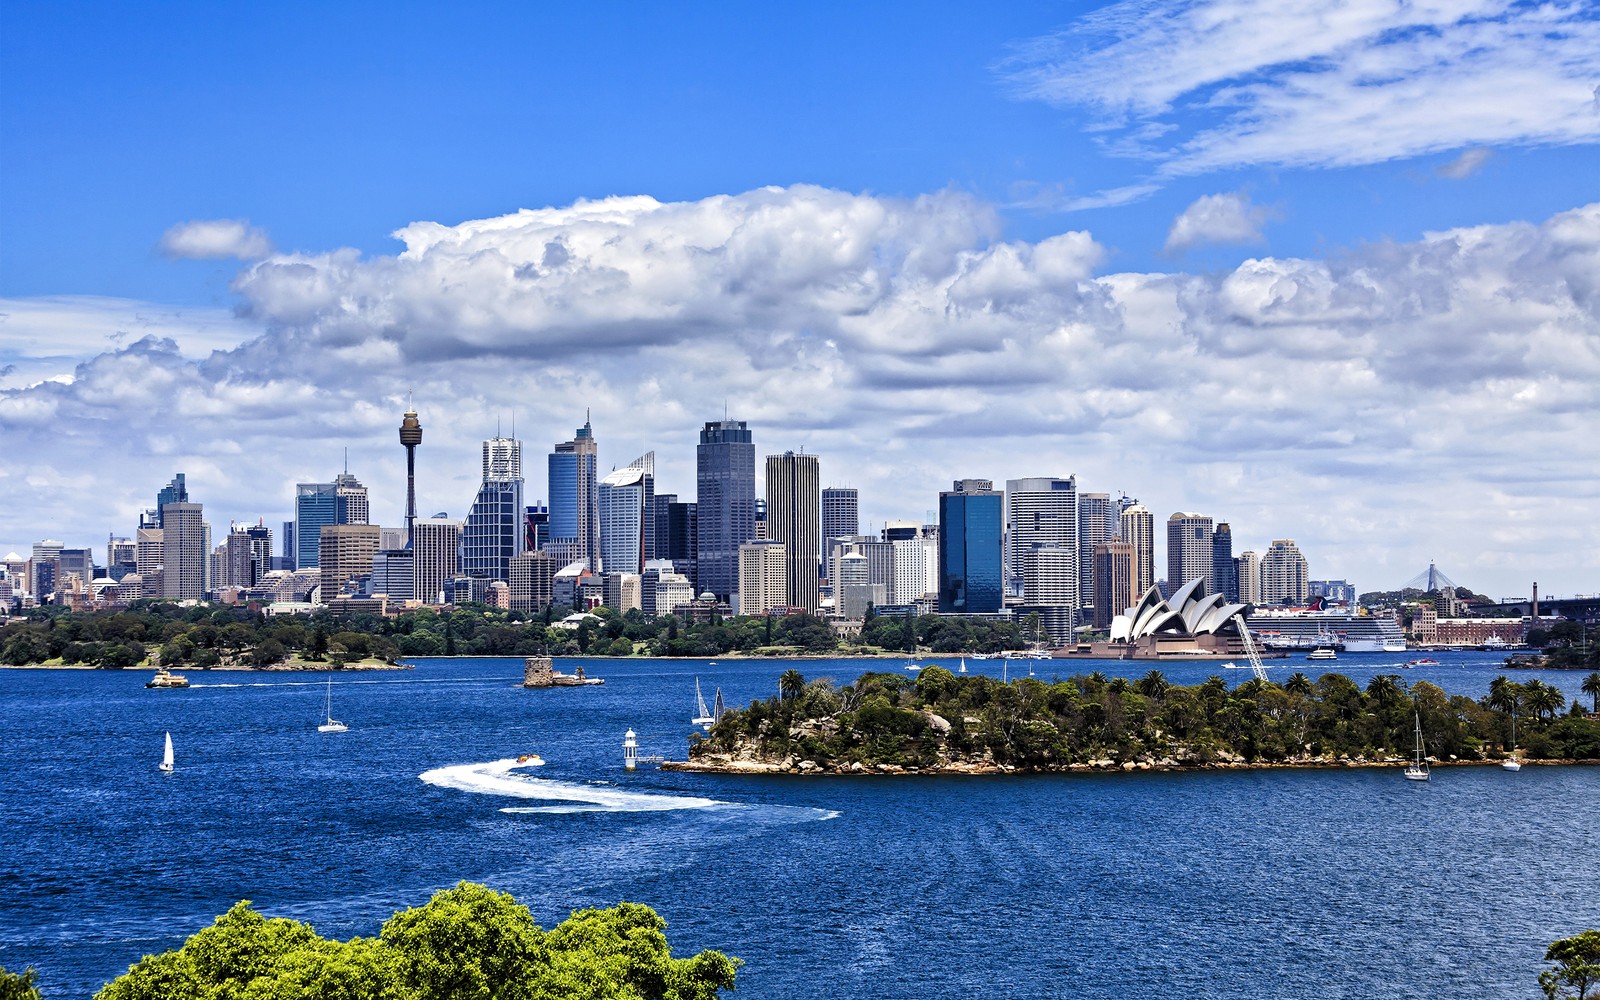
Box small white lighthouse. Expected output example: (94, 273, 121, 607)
(623, 729, 637, 770)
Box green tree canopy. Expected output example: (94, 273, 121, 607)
(1541, 929, 1600, 1000)
(95, 883, 739, 1000)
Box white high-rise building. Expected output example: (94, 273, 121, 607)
(334, 471, 369, 525)
(890, 532, 937, 605)
(1261, 540, 1309, 605)
(160, 502, 207, 600)
(737, 540, 788, 616)
(1236, 550, 1262, 605)
(412, 517, 462, 604)
(1118, 502, 1155, 597)
(1005, 477, 1079, 609)
(599, 453, 654, 575)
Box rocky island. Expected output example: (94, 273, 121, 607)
(668, 666, 1600, 776)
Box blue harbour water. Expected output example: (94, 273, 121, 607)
(2, 651, 1597, 998)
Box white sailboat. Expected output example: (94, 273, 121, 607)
(713, 688, 725, 722)
(958, 658, 967, 674)
(1503, 712, 1522, 771)
(692, 678, 715, 730)
(1404, 712, 1430, 781)
(159, 732, 175, 773)
(318, 674, 348, 733)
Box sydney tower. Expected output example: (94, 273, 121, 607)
(399, 404, 423, 546)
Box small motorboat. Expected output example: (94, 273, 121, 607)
(515, 754, 546, 766)
(1407, 658, 1440, 666)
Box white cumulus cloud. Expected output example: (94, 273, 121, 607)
(160, 218, 275, 260)
(1164, 192, 1274, 251)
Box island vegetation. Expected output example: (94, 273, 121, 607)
(0, 602, 1038, 668)
(681, 666, 1600, 774)
(1542, 929, 1600, 1000)
(79, 882, 737, 1000)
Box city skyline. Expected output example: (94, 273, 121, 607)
(2, 3, 1597, 599)
(0, 404, 1575, 603)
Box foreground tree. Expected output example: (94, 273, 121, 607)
(96, 883, 738, 1000)
(0, 965, 42, 1000)
(1542, 929, 1600, 1000)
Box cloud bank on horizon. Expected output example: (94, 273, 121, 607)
(2, 187, 1597, 596)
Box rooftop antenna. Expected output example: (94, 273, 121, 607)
(343, 447, 348, 474)
(511, 409, 515, 439)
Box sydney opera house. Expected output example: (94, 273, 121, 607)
(1056, 578, 1256, 660)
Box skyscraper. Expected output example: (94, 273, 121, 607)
(737, 539, 789, 616)
(294, 482, 341, 570)
(1211, 522, 1238, 602)
(695, 419, 755, 605)
(460, 435, 524, 583)
(548, 418, 599, 570)
(1261, 539, 1310, 605)
(399, 406, 423, 545)
(319, 524, 380, 601)
(1118, 502, 1155, 596)
(598, 453, 654, 575)
(1005, 477, 1079, 609)
(821, 486, 859, 561)
(654, 497, 698, 590)
(412, 517, 461, 604)
(153, 474, 187, 528)
(1236, 550, 1262, 605)
(334, 469, 368, 525)
(160, 500, 207, 600)
(1077, 491, 1115, 612)
(766, 452, 820, 612)
(1166, 512, 1215, 594)
(1093, 541, 1137, 629)
(939, 479, 1004, 615)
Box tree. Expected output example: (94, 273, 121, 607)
(1540, 929, 1600, 1000)
(0, 965, 42, 1000)
(779, 669, 806, 700)
(95, 882, 740, 1000)
(1134, 670, 1169, 701)
(1526, 680, 1567, 724)
(1583, 672, 1600, 715)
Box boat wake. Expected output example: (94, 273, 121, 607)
(419, 758, 838, 822)
(420, 758, 724, 814)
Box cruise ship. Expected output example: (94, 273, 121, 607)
(1245, 603, 1406, 653)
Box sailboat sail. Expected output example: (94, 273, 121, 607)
(318, 674, 348, 733)
(712, 688, 725, 720)
(1405, 712, 1430, 781)
(160, 732, 174, 772)
(692, 678, 715, 727)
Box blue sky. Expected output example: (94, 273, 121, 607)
(2, 0, 1598, 597)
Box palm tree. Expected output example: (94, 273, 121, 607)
(778, 669, 806, 701)
(1366, 674, 1404, 712)
(1523, 679, 1565, 723)
(1486, 675, 1523, 716)
(1582, 671, 1600, 715)
(1284, 672, 1313, 697)
(1135, 670, 1169, 701)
